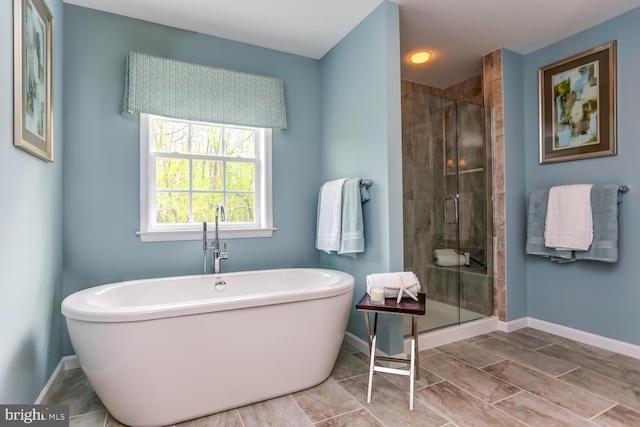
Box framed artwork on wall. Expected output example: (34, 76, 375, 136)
(539, 41, 616, 164)
(14, 0, 54, 162)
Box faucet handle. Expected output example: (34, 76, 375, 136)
(220, 243, 228, 259)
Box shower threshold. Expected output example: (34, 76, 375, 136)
(403, 298, 488, 336)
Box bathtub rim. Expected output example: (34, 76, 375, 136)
(61, 268, 355, 323)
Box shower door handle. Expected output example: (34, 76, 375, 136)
(444, 194, 459, 224)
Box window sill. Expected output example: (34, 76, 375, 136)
(137, 227, 276, 242)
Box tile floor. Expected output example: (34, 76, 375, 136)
(47, 328, 640, 426)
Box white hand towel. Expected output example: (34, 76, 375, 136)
(434, 249, 465, 267)
(316, 179, 347, 253)
(544, 184, 593, 251)
(366, 272, 421, 299)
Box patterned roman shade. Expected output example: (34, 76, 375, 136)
(121, 52, 287, 130)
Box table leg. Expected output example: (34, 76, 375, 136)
(409, 334, 415, 410)
(366, 313, 378, 404)
(363, 312, 372, 355)
(413, 315, 420, 381)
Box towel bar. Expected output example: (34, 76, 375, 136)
(619, 185, 630, 193)
(360, 179, 373, 186)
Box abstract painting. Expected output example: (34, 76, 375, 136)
(539, 41, 616, 164)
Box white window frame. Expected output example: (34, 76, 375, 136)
(137, 113, 275, 242)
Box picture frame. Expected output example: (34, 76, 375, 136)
(14, 0, 54, 162)
(539, 41, 616, 164)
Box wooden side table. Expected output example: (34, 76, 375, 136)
(356, 293, 426, 410)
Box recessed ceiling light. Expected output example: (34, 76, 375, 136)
(409, 51, 432, 64)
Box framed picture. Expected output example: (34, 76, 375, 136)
(14, 0, 54, 162)
(539, 41, 616, 164)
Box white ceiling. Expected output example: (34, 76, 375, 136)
(64, 0, 640, 89)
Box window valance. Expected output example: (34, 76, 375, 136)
(121, 52, 287, 130)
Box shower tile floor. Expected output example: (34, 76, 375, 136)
(47, 328, 640, 426)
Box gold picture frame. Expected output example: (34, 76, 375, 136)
(539, 41, 616, 164)
(14, 0, 54, 162)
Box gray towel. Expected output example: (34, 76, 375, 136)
(526, 185, 620, 263)
(574, 185, 620, 263)
(338, 179, 369, 257)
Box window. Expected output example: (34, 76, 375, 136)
(138, 114, 274, 242)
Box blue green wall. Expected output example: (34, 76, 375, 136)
(62, 5, 323, 355)
(0, 0, 64, 403)
(517, 8, 640, 343)
(319, 1, 403, 354)
(502, 49, 527, 320)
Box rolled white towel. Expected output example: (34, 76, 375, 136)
(366, 272, 421, 300)
(434, 249, 465, 267)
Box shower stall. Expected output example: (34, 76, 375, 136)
(402, 81, 493, 334)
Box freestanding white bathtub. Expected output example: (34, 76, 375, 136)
(62, 268, 354, 427)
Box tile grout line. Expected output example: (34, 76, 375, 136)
(486, 365, 615, 424)
(287, 394, 316, 426)
(553, 366, 580, 378)
(235, 409, 246, 427)
(588, 402, 618, 421)
(310, 407, 362, 425)
(490, 389, 525, 406)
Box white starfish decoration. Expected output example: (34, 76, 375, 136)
(384, 275, 419, 303)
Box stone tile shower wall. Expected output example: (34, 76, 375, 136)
(483, 49, 506, 321)
(402, 79, 494, 318)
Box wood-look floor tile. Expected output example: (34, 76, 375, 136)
(474, 338, 577, 376)
(331, 350, 370, 381)
(605, 353, 640, 372)
(484, 360, 613, 418)
(414, 381, 526, 426)
(592, 404, 640, 427)
(237, 396, 313, 427)
(340, 341, 360, 355)
(517, 328, 615, 359)
(464, 334, 493, 344)
(538, 344, 640, 387)
(489, 331, 549, 350)
(338, 374, 448, 427)
(418, 348, 441, 357)
(314, 409, 384, 427)
(175, 410, 243, 426)
(292, 379, 361, 423)
(420, 353, 519, 404)
(46, 369, 105, 417)
(69, 411, 107, 427)
(381, 365, 443, 392)
(494, 391, 596, 426)
(435, 341, 504, 368)
(559, 367, 640, 412)
(105, 413, 128, 427)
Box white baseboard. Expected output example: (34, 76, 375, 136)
(343, 331, 371, 356)
(527, 317, 640, 359)
(498, 317, 528, 332)
(34, 355, 78, 404)
(403, 315, 640, 360)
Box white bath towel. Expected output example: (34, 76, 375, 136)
(316, 178, 347, 253)
(544, 184, 594, 251)
(434, 249, 465, 267)
(366, 272, 421, 301)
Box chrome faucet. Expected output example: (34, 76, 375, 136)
(213, 204, 228, 274)
(202, 204, 229, 274)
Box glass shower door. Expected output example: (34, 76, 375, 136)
(401, 86, 493, 336)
